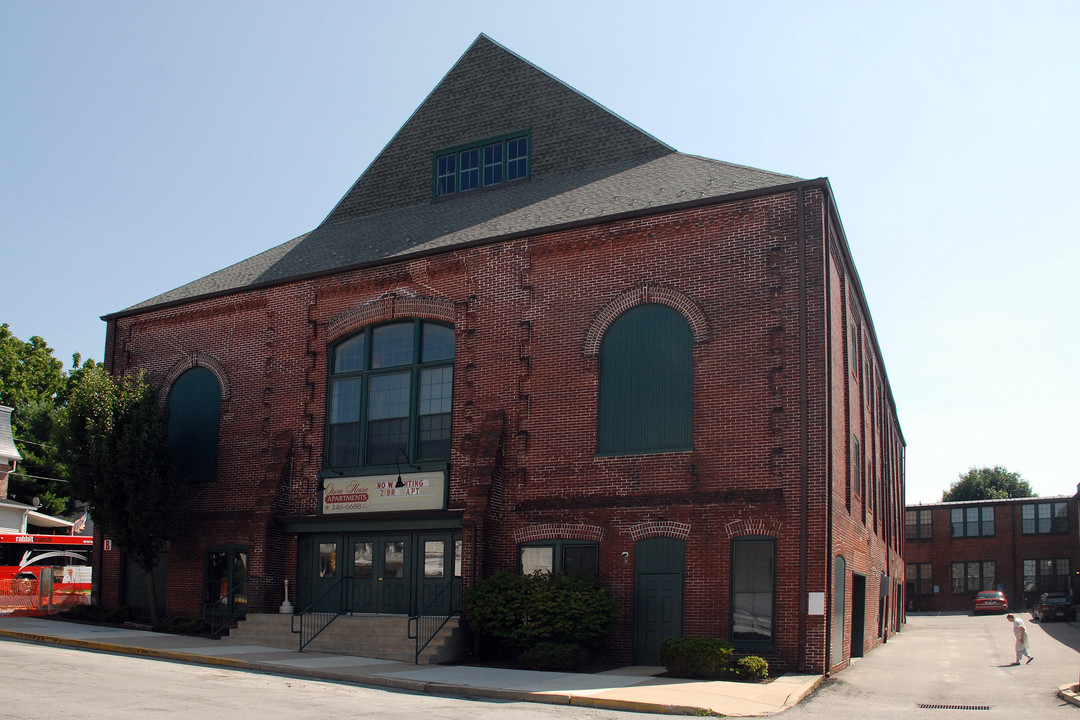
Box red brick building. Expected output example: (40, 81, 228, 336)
(94, 35, 904, 674)
(905, 495, 1080, 613)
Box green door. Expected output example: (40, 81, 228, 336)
(634, 537, 685, 664)
(348, 535, 410, 614)
(416, 533, 461, 615)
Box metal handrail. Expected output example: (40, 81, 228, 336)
(290, 576, 352, 651)
(202, 576, 260, 639)
(407, 577, 459, 664)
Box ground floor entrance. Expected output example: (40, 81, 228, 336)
(298, 529, 461, 617)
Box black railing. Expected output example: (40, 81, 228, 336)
(291, 577, 352, 651)
(203, 576, 262, 639)
(407, 577, 459, 664)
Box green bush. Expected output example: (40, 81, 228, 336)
(106, 605, 143, 623)
(61, 604, 142, 624)
(734, 655, 769, 680)
(464, 571, 618, 656)
(518, 642, 589, 671)
(658, 637, 734, 679)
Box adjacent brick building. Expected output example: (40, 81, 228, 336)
(905, 494, 1080, 613)
(94, 35, 904, 674)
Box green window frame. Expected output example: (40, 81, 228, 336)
(950, 506, 994, 537)
(905, 562, 933, 595)
(951, 560, 996, 594)
(731, 536, 775, 648)
(597, 303, 693, 455)
(1021, 501, 1069, 535)
(905, 508, 932, 540)
(326, 320, 454, 472)
(434, 133, 530, 196)
(518, 540, 599, 578)
(1023, 558, 1070, 593)
(167, 367, 221, 483)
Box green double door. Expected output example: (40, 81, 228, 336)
(301, 531, 459, 616)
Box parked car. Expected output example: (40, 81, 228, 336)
(1033, 592, 1076, 622)
(973, 590, 1008, 614)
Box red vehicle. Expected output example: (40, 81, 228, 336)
(973, 590, 1008, 614)
(0, 533, 93, 613)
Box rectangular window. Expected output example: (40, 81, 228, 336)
(1025, 557, 1070, 593)
(366, 371, 411, 465)
(520, 546, 554, 575)
(519, 542, 598, 577)
(852, 437, 861, 498)
(435, 134, 529, 196)
(905, 509, 932, 540)
(423, 540, 445, 579)
(951, 560, 995, 594)
(951, 506, 994, 537)
(731, 538, 775, 643)
(905, 562, 933, 596)
(1022, 501, 1069, 534)
(417, 366, 453, 460)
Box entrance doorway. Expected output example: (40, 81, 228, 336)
(851, 572, 866, 658)
(634, 537, 685, 665)
(298, 530, 460, 616)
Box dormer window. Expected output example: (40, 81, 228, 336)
(435, 134, 529, 196)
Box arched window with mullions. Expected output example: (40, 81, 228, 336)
(327, 320, 455, 471)
(597, 303, 693, 455)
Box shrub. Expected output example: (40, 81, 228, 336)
(464, 571, 618, 656)
(518, 642, 589, 671)
(658, 637, 734, 679)
(734, 655, 769, 680)
(61, 604, 142, 624)
(106, 605, 143, 623)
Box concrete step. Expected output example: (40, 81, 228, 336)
(223, 613, 466, 664)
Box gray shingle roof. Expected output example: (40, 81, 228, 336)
(115, 35, 801, 316)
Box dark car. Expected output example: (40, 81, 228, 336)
(1033, 592, 1075, 622)
(973, 590, 1008, 614)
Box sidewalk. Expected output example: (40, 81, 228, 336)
(0, 615, 822, 716)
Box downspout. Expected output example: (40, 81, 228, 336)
(822, 188, 834, 674)
(797, 187, 810, 671)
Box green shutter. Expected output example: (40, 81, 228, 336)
(598, 304, 692, 454)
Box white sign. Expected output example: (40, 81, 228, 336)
(808, 591, 825, 615)
(322, 471, 445, 515)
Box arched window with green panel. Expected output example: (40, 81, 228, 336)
(597, 303, 693, 455)
(167, 367, 222, 484)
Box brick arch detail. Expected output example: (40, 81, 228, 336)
(626, 520, 692, 542)
(159, 351, 231, 409)
(326, 294, 457, 343)
(582, 283, 709, 356)
(512, 523, 605, 544)
(723, 518, 783, 539)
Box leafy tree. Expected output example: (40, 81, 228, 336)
(56, 365, 184, 625)
(942, 466, 1034, 502)
(0, 323, 96, 514)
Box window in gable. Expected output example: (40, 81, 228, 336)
(327, 320, 454, 471)
(597, 303, 693, 455)
(434, 134, 529, 196)
(167, 366, 221, 483)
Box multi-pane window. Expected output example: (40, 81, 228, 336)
(1023, 558, 1070, 593)
(435, 134, 529, 196)
(1021, 501, 1069, 534)
(852, 437, 862, 498)
(327, 320, 454, 470)
(906, 562, 933, 596)
(951, 560, 996, 594)
(598, 304, 693, 455)
(950, 506, 994, 537)
(731, 537, 775, 645)
(905, 509, 932, 540)
(519, 541, 599, 577)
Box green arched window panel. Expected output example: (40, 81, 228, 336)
(167, 367, 221, 484)
(598, 303, 693, 455)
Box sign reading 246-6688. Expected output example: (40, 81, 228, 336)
(322, 471, 445, 514)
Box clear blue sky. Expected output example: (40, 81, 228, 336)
(2, 1, 1077, 504)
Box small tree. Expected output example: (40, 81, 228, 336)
(942, 466, 1034, 502)
(56, 365, 184, 625)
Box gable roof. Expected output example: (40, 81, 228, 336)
(114, 35, 801, 316)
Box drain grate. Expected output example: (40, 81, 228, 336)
(918, 704, 992, 711)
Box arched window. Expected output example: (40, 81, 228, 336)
(832, 555, 846, 665)
(167, 367, 221, 483)
(597, 303, 692, 455)
(327, 320, 454, 471)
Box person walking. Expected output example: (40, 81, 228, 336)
(1007, 614, 1033, 665)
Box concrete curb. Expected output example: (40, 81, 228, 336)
(1058, 683, 1080, 708)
